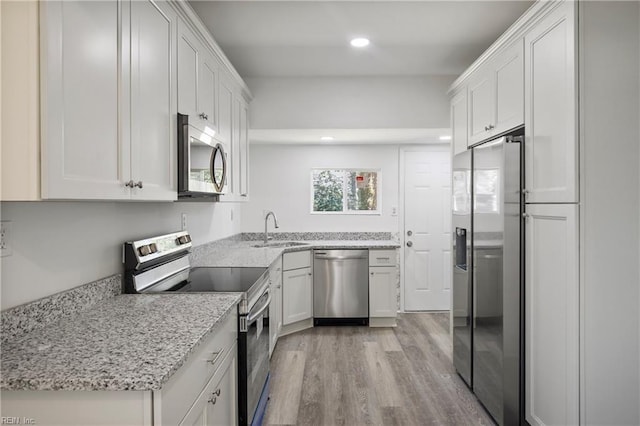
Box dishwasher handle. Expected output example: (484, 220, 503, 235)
(314, 254, 368, 260)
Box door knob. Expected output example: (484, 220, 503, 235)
(407, 230, 412, 236)
(406, 241, 413, 247)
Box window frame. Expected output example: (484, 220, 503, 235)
(310, 168, 382, 215)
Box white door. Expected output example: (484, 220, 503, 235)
(402, 148, 452, 311)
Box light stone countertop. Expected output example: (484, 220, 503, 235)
(190, 239, 401, 268)
(1, 293, 241, 391)
(1, 236, 399, 392)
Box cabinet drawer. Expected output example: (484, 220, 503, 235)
(160, 308, 237, 426)
(369, 250, 397, 267)
(283, 250, 311, 271)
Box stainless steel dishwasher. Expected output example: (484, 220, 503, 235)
(313, 249, 369, 325)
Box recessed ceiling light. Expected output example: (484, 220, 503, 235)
(439, 135, 452, 141)
(320, 136, 335, 141)
(350, 37, 370, 48)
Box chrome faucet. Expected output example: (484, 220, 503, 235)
(264, 211, 280, 244)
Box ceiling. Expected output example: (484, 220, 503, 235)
(189, 1, 534, 78)
(189, 1, 533, 145)
(249, 127, 452, 145)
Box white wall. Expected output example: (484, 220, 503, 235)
(581, 2, 640, 424)
(242, 144, 399, 233)
(0, 201, 241, 309)
(245, 76, 455, 130)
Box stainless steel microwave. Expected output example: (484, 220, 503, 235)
(177, 113, 227, 198)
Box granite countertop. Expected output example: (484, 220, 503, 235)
(190, 239, 400, 268)
(1, 293, 241, 391)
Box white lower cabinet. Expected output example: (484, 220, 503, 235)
(269, 256, 283, 357)
(282, 268, 312, 326)
(179, 342, 238, 426)
(282, 251, 312, 326)
(525, 204, 579, 426)
(369, 250, 398, 326)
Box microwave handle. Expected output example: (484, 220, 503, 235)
(177, 113, 189, 193)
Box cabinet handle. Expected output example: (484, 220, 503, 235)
(276, 285, 281, 289)
(484, 125, 489, 131)
(134, 181, 143, 189)
(200, 112, 209, 121)
(208, 395, 217, 405)
(522, 189, 530, 197)
(215, 388, 221, 397)
(406, 241, 413, 247)
(207, 348, 224, 366)
(522, 212, 530, 220)
(488, 124, 495, 130)
(308, 272, 312, 276)
(376, 257, 390, 261)
(124, 180, 134, 188)
(371, 272, 374, 275)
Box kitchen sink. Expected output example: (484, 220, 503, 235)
(252, 241, 310, 248)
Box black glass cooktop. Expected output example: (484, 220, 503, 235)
(171, 267, 268, 293)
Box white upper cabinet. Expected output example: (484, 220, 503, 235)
(450, 88, 468, 154)
(129, 0, 177, 201)
(468, 66, 495, 145)
(40, 0, 177, 200)
(176, 18, 218, 135)
(468, 39, 524, 146)
(524, 2, 576, 203)
(40, 0, 130, 199)
(494, 39, 524, 133)
(177, 19, 199, 119)
(238, 96, 249, 198)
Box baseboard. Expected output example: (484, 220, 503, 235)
(279, 318, 314, 337)
(369, 317, 397, 327)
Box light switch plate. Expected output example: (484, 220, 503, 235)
(1, 221, 13, 257)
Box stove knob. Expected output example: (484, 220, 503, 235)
(177, 235, 191, 245)
(149, 243, 158, 254)
(138, 245, 151, 256)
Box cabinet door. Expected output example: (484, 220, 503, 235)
(199, 52, 218, 133)
(217, 72, 234, 148)
(524, 2, 577, 203)
(494, 39, 524, 133)
(451, 89, 468, 154)
(177, 18, 199, 120)
(130, 0, 177, 201)
(525, 204, 579, 426)
(369, 266, 397, 318)
(180, 343, 238, 426)
(238, 97, 249, 198)
(282, 268, 312, 325)
(467, 68, 495, 145)
(40, 0, 130, 199)
(269, 260, 283, 356)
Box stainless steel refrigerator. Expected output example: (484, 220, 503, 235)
(452, 135, 523, 426)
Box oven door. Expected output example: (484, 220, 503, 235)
(238, 288, 270, 426)
(178, 113, 227, 197)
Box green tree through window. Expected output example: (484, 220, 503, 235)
(312, 169, 380, 213)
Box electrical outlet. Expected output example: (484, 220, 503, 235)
(181, 213, 187, 231)
(1, 221, 13, 257)
(391, 206, 398, 216)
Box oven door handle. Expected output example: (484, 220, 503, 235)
(247, 292, 271, 324)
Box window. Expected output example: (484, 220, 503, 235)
(311, 169, 380, 214)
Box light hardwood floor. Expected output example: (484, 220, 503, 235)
(264, 313, 494, 426)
